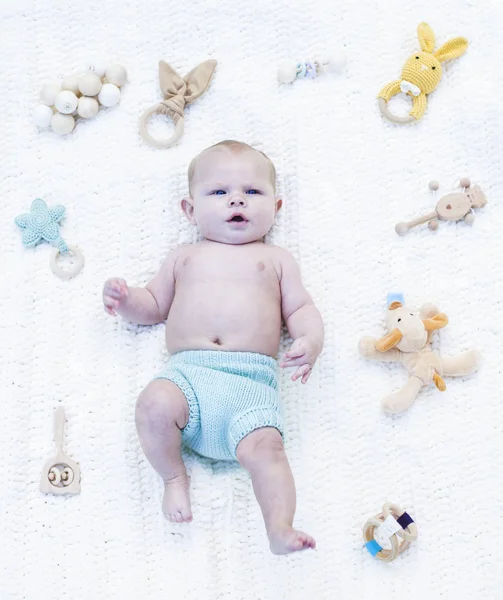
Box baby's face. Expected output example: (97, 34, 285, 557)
(184, 148, 281, 245)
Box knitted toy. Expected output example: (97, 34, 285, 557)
(396, 177, 487, 235)
(378, 22, 468, 124)
(358, 295, 480, 413)
(139, 59, 217, 149)
(34, 63, 127, 135)
(15, 198, 84, 280)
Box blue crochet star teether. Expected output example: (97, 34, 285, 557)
(15, 198, 84, 280)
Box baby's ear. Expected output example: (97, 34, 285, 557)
(434, 37, 468, 62)
(181, 197, 196, 224)
(417, 22, 436, 53)
(275, 199, 283, 213)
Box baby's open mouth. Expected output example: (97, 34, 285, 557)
(227, 214, 248, 223)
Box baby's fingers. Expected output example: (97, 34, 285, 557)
(280, 354, 306, 368)
(292, 364, 312, 383)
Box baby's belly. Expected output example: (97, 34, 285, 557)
(165, 284, 282, 357)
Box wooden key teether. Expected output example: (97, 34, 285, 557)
(40, 406, 81, 495)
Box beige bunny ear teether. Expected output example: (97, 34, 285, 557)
(40, 406, 81, 495)
(139, 59, 217, 149)
(378, 22, 468, 123)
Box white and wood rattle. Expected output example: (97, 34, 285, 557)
(40, 406, 81, 495)
(278, 53, 347, 83)
(33, 62, 127, 135)
(396, 178, 487, 235)
(363, 502, 418, 562)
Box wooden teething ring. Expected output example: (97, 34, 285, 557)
(378, 98, 416, 125)
(363, 502, 418, 562)
(138, 105, 185, 149)
(50, 245, 85, 280)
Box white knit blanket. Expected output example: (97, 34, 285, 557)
(2, 0, 502, 598)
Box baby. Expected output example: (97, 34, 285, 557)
(102, 140, 324, 555)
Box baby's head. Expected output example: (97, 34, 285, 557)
(182, 140, 282, 244)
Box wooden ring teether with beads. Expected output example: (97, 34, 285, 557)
(139, 59, 217, 149)
(378, 22, 468, 124)
(40, 406, 81, 496)
(15, 198, 84, 280)
(363, 502, 418, 562)
(277, 53, 347, 84)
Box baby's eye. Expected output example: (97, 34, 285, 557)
(211, 190, 227, 196)
(246, 189, 261, 195)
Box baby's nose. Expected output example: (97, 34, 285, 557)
(229, 195, 246, 207)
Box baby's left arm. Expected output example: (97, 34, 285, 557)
(277, 249, 324, 383)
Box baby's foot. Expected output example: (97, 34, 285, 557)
(162, 474, 192, 523)
(268, 526, 316, 555)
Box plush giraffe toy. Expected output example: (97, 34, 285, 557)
(378, 22, 468, 124)
(359, 295, 481, 413)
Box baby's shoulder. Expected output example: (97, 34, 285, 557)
(265, 245, 299, 277)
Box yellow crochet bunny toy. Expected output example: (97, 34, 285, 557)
(378, 22, 468, 124)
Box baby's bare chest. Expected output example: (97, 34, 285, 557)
(175, 251, 280, 290)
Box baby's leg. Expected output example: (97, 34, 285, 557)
(136, 379, 192, 523)
(236, 428, 315, 555)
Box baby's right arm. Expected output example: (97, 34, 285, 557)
(102, 248, 180, 325)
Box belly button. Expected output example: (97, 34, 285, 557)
(213, 337, 221, 346)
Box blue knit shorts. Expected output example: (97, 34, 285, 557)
(154, 350, 283, 461)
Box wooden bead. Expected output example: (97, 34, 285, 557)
(429, 180, 440, 191)
(33, 104, 54, 128)
(78, 73, 102, 97)
(62, 75, 81, 95)
(77, 96, 99, 119)
(51, 113, 75, 135)
(55, 91, 79, 115)
(40, 83, 62, 106)
(460, 177, 471, 188)
(98, 83, 120, 107)
(278, 62, 298, 83)
(105, 64, 127, 87)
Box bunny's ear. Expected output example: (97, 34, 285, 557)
(158, 61, 185, 98)
(183, 60, 217, 104)
(417, 22, 436, 53)
(434, 37, 468, 62)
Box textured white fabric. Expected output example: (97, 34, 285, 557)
(1, 0, 502, 598)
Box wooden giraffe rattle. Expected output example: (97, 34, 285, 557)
(378, 22, 468, 124)
(396, 178, 487, 235)
(358, 295, 481, 414)
(40, 406, 81, 495)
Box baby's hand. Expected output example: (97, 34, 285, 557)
(280, 336, 319, 384)
(103, 278, 129, 316)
